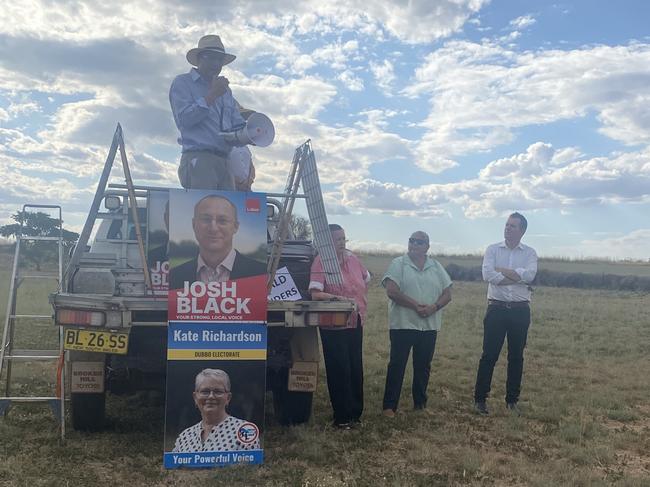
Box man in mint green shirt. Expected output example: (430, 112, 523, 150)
(381, 231, 452, 416)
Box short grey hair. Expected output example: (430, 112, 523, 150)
(411, 230, 430, 243)
(194, 368, 231, 392)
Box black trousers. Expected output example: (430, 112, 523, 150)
(319, 323, 363, 425)
(382, 329, 438, 411)
(474, 305, 530, 404)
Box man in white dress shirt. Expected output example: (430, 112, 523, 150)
(473, 212, 538, 416)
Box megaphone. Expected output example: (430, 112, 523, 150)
(221, 112, 275, 147)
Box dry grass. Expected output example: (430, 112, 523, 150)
(0, 256, 649, 486)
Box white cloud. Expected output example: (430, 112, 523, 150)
(510, 15, 536, 30)
(8, 100, 40, 117)
(340, 178, 448, 216)
(370, 59, 395, 94)
(479, 142, 554, 180)
(361, 0, 488, 43)
(406, 41, 650, 172)
(469, 145, 650, 217)
(311, 40, 360, 71)
(318, 141, 650, 220)
(337, 70, 364, 91)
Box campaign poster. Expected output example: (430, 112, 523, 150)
(167, 190, 268, 322)
(268, 266, 302, 301)
(147, 190, 169, 295)
(163, 322, 266, 468)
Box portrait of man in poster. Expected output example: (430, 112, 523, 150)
(169, 192, 267, 290)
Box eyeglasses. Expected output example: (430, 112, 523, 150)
(196, 388, 229, 398)
(196, 216, 236, 227)
(408, 237, 428, 245)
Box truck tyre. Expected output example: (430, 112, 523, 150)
(271, 368, 313, 425)
(71, 392, 106, 431)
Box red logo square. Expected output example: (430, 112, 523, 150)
(246, 198, 261, 213)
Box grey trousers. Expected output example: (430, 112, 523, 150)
(178, 151, 235, 190)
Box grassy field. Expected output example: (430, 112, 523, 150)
(0, 254, 649, 486)
(362, 253, 650, 278)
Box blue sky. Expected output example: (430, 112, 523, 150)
(1, 1, 649, 259)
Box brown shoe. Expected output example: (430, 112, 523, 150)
(382, 409, 396, 418)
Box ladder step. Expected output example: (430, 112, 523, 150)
(19, 236, 61, 242)
(9, 314, 52, 320)
(97, 212, 126, 220)
(1, 397, 60, 402)
(11, 349, 60, 355)
(94, 238, 139, 244)
(6, 356, 59, 361)
(20, 275, 59, 280)
(5, 349, 60, 360)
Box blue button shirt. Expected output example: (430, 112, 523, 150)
(169, 68, 246, 153)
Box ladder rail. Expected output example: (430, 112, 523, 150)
(0, 238, 21, 381)
(267, 145, 304, 289)
(65, 128, 122, 281)
(299, 142, 343, 287)
(117, 126, 152, 292)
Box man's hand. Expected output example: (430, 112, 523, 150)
(206, 76, 229, 104)
(496, 267, 521, 283)
(416, 304, 438, 317)
(416, 304, 430, 318)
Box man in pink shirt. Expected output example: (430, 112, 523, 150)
(309, 224, 371, 428)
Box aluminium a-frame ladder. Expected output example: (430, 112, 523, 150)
(0, 124, 151, 441)
(0, 204, 65, 439)
(267, 139, 343, 290)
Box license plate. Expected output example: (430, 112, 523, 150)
(63, 328, 129, 354)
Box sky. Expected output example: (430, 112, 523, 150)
(1, 0, 650, 260)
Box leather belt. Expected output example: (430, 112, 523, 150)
(488, 299, 529, 309)
(183, 148, 229, 158)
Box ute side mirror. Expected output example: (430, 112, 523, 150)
(104, 195, 122, 210)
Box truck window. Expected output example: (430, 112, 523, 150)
(106, 207, 147, 240)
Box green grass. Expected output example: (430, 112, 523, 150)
(361, 252, 650, 277)
(0, 254, 649, 485)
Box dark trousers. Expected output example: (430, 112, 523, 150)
(319, 323, 363, 425)
(382, 329, 438, 411)
(474, 305, 530, 404)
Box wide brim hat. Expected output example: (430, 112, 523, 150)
(186, 35, 236, 66)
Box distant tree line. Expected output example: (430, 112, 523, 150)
(0, 211, 79, 271)
(444, 263, 650, 292)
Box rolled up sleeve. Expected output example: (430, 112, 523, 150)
(381, 258, 402, 289)
(515, 248, 538, 283)
(308, 256, 325, 291)
(482, 245, 504, 284)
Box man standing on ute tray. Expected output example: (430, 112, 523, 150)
(473, 212, 538, 416)
(170, 35, 246, 190)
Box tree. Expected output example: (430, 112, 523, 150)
(0, 211, 79, 270)
(289, 215, 312, 240)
